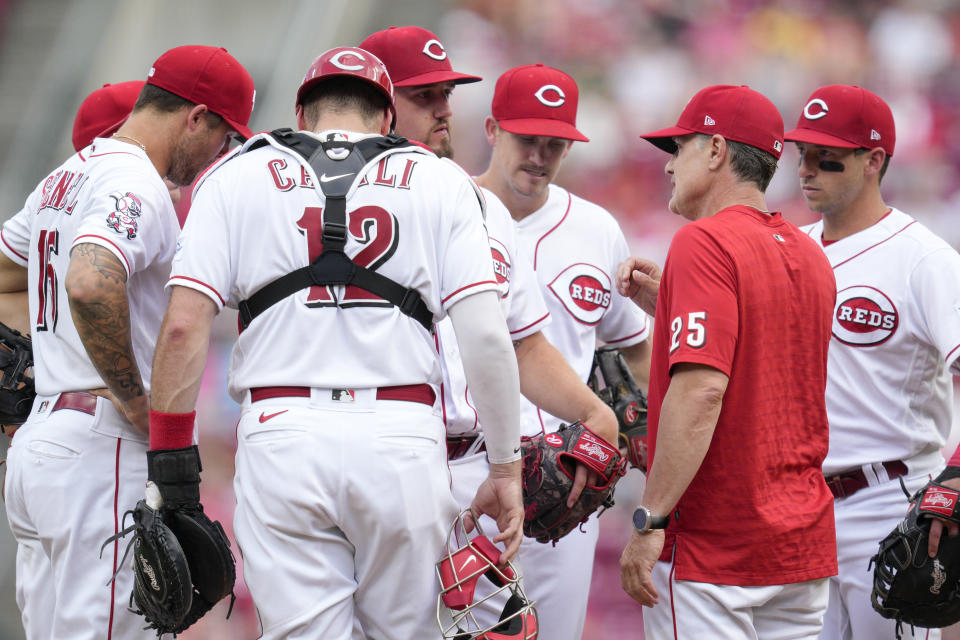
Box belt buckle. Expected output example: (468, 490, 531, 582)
(825, 474, 847, 499)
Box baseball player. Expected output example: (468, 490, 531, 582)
(617, 85, 838, 639)
(474, 63, 651, 640)
(360, 26, 623, 628)
(144, 47, 525, 640)
(0, 45, 254, 639)
(783, 85, 960, 640)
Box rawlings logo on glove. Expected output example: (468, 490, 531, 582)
(870, 481, 960, 638)
(521, 421, 626, 545)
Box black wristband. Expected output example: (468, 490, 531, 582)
(935, 466, 960, 483)
(147, 445, 202, 509)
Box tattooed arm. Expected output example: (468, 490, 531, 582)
(65, 243, 149, 435)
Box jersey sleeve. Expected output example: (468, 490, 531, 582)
(597, 229, 650, 346)
(438, 175, 499, 311)
(1, 205, 32, 266)
(910, 247, 960, 374)
(72, 173, 173, 277)
(167, 175, 232, 310)
(661, 223, 738, 375)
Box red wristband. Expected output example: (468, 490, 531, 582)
(149, 410, 196, 450)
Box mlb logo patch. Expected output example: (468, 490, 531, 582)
(331, 389, 356, 403)
(920, 486, 959, 518)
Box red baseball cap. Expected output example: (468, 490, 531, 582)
(641, 84, 784, 159)
(491, 64, 589, 142)
(784, 85, 895, 156)
(360, 26, 481, 87)
(72, 81, 144, 151)
(146, 45, 255, 139)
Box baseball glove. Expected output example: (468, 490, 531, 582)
(587, 346, 648, 471)
(520, 421, 626, 545)
(0, 321, 35, 430)
(870, 481, 960, 637)
(106, 446, 236, 636)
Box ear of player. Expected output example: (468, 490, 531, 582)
(102, 445, 236, 635)
(520, 421, 626, 545)
(436, 509, 538, 640)
(870, 481, 960, 637)
(0, 320, 35, 432)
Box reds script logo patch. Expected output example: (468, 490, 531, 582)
(105, 191, 143, 239)
(547, 263, 612, 326)
(489, 238, 512, 299)
(833, 285, 898, 347)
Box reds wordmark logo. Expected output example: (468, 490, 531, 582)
(547, 263, 612, 325)
(489, 237, 512, 299)
(105, 191, 143, 239)
(832, 285, 898, 347)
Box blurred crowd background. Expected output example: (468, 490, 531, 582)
(2, 0, 960, 638)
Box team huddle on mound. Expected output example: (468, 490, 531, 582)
(2, 23, 960, 640)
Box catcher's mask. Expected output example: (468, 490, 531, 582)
(436, 510, 538, 640)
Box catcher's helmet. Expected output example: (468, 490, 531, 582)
(295, 46, 396, 129)
(436, 510, 538, 640)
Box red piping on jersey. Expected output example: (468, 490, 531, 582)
(605, 327, 648, 345)
(434, 332, 449, 430)
(830, 220, 917, 270)
(509, 312, 550, 335)
(107, 438, 122, 640)
(442, 280, 497, 304)
(532, 191, 572, 269)
(669, 560, 678, 639)
(74, 234, 131, 275)
(945, 342, 960, 366)
(1, 228, 27, 262)
(168, 275, 227, 306)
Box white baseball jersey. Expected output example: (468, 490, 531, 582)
(436, 185, 550, 437)
(171, 131, 497, 401)
(0, 138, 177, 405)
(801, 208, 960, 476)
(514, 183, 649, 436)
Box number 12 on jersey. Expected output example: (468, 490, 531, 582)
(296, 205, 399, 307)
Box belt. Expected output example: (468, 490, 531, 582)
(824, 460, 908, 499)
(447, 434, 485, 460)
(52, 392, 97, 416)
(250, 384, 435, 406)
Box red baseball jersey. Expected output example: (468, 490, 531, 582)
(647, 205, 838, 586)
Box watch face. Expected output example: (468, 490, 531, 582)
(633, 507, 649, 531)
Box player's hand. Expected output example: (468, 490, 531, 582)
(620, 529, 665, 607)
(469, 459, 524, 564)
(89, 387, 150, 436)
(928, 477, 960, 557)
(568, 404, 618, 506)
(616, 257, 661, 316)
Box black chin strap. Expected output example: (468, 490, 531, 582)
(236, 129, 433, 332)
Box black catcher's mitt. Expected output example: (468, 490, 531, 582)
(870, 481, 960, 638)
(587, 346, 647, 471)
(106, 446, 236, 636)
(0, 321, 34, 429)
(521, 421, 626, 544)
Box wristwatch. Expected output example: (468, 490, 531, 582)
(632, 506, 669, 533)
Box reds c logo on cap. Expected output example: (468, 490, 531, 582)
(422, 39, 447, 61)
(803, 98, 829, 121)
(330, 50, 366, 71)
(534, 84, 565, 108)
